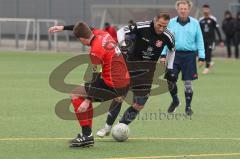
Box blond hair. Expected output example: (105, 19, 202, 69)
(175, 0, 193, 9)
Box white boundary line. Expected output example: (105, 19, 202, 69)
(105, 152, 240, 159)
(1, 137, 240, 159)
(0, 137, 240, 141)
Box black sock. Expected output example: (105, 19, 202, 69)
(206, 62, 210, 68)
(82, 126, 92, 136)
(185, 92, 193, 108)
(106, 100, 122, 126)
(119, 106, 139, 125)
(168, 82, 179, 103)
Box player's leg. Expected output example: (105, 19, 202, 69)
(202, 42, 212, 74)
(226, 35, 232, 58)
(181, 53, 198, 116)
(69, 73, 102, 147)
(96, 97, 124, 138)
(210, 42, 215, 68)
(70, 73, 102, 142)
(234, 34, 239, 59)
(237, 36, 239, 59)
(167, 80, 181, 113)
(119, 93, 148, 125)
(70, 74, 125, 147)
(118, 84, 151, 125)
(166, 53, 181, 113)
(184, 80, 194, 116)
(70, 86, 94, 148)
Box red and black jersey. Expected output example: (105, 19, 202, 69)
(90, 29, 130, 88)
(63, 25, 129, 88)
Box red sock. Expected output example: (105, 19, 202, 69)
(71, 97, 93, 128)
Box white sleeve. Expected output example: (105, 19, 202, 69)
(117, 27, 126, 47)
(166, 50, 175, 69)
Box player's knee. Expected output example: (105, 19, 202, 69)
(133, 103, 144, 111)
(166, 70, 178, 83)
(168, 81, 177, 91)
(184, 80, 193, 93)
(70, 93, 78, 99)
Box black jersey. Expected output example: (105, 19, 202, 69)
(122, 21, 175, 62)
(199, 16, 222, 43)
(118, 20, 175, 85)
(222, 17, 235, 37)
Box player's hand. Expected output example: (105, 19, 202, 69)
(78, 99, 91, 113)
(48, 26, 64, 33)
(198, 61, 204, 68)
(160, 58, 166, 66)
(219, 42, 224, 48)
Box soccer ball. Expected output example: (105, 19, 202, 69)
(111, 123, 130, 142)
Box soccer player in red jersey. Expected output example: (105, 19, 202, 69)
(49, 22, 129, 148)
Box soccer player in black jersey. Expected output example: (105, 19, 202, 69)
(96, 13, 176, 137)
(199, 4, 224, 74)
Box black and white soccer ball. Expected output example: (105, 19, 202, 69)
(111, 123, 130, 142)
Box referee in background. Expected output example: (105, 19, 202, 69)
(161, 0, 205, 116)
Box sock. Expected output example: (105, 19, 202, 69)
(119, 106, 139, 125)
(206, 62, 210, 68)
(82, 126, 92, 136)
(185, 92, 193, 108)
(71, 97, 93, 128)
(106, 100, 122, 126)
(168, 82, 179, 103)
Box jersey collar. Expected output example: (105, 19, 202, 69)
(177, 17, 190, 26)
(90, 35, 96, 46)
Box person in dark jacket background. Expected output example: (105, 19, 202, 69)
(234, 12, 240, 59)
(222, 11, 235, 58)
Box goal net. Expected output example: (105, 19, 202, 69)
(229, 2, 240, 16)
(91, 4, 199, 29)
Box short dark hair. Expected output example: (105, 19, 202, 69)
(73, 21, 92, 39)
(104, 22, 110, 28)
(202, 4, 210, 8)
(155, 13, 170, 21)
(225, 10, 232, 17)
(128, 20, 135, 25)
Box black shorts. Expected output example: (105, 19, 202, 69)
(84, 73, 129, 102)
(172, 51, 198, 81)
(131, 83, 151, 96)
(129, 68, 154, 96)
(127, 76, 153, 106)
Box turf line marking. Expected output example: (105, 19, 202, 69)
(1, 137, 240, 141)
(105, 152, 240, 159)
(0, 138, 72, 141)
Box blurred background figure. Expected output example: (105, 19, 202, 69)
(222, 11, 235, 58)
(103, 22, 118, 42)
(234, 11, 240, 59)
(199, 4, 224, 74)
(128, 20, 136, 26)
